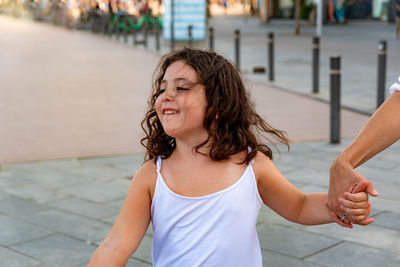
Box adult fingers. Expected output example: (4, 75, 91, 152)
(328, 209, 353, 228)
(352, 179, 378, 197)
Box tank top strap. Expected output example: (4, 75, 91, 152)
(156, 156, 162, 173)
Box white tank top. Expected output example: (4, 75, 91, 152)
(151, 157, 263, 267)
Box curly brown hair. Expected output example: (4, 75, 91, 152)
(141, 47, 289, 164)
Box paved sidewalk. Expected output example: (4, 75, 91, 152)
(1, 14, 400, 267)
(1, 141, 400, 266)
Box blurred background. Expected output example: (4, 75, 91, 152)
(1, 1, 400, 267)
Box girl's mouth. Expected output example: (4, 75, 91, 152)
(163, 109, 179, 115)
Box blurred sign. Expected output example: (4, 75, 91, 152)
(163, 0, 206, 41)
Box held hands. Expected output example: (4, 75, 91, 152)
(328, 159, 378, 228)
(339, 191, 373, 227)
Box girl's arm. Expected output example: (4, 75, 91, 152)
(88, 161, 156, 267)
(253, 152, 367, 226)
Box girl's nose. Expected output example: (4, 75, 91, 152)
(162, 88, 176, 101)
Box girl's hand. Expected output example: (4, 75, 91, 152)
(339, 191, 374, 226)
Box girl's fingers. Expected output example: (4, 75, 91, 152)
(343, 191, 368, 202)
(340, 205, 369, 216)
(358, 217, 375, 226)
(350, 214, 367, 222)
(339, 197, 368, 209)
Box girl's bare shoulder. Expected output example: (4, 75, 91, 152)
(252, 151, 275, 181)
(131, 159, 158, 197)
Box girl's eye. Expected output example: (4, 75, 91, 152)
(177, 87, 189, 91)
(159, 89, 166, 94)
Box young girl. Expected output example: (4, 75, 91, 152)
(89, 48, 370, 267)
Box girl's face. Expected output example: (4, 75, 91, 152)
(155, 61, 208, 142)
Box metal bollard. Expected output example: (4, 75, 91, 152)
(108, 16, 113, 38)
(209, 27, 214, 51)
(188, 25, 193, 47)
(144, 29, 148, 48)
(155, 26, 160, 52)
(377, 40, 387, 108)
(132, 25, 137, 46)
(234, 29, 240, 70)
(312, 36, 320, 93)
(123, 23, 128, 43)
(116, 18, 121, 41)
(268, 32, 274, 81)
(330, 56, 341, 144)
(102, 15, 107, 35)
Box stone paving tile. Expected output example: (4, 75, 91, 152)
(0, 246, 41, 267)
(0, 214, 54, 246)
(3, 184, 67, 204)
(373, 212, 400, 231)
(104, 197, 125, 209)
(297, 184, 328, 193)
(112, 159, 143, 174)
(19, 209, 111, 243)
(0, 197, 47, 218)
(283, 168, 330, 187)
(64, 164, 134, 181)
(356, 164, 400, 184)
(25, 168, 92, 189)
(293, 157, 335, 173)
(100, 213, 118, 225)
(48, 197, 119, 220)
(131, 234, 152, 264)
(261, 249, 324, 267)
(302, 140, 352, 153)
(257, 206, 309, 230)
(11, 233, 95, 266)
(2, 159, 80, 172)
(304, 223, 400, 253)
(79, 153, 144, 169)
(146, 225, 153, 236)
(362, 156, 400, 171)
(58, 179, 130, 203)
(126, 258, 153, 267)
(370, 197, 400, 213)
(0, 169, 36, 188)
(366, 181, 400, 202)
(0, 191, 9, 200)
(305, 242, 400, 267)
(256, 223, 340, 259)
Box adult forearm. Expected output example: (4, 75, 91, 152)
(340, 92, 400, 168)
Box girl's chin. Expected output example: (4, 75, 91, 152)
(163, 129, 181, 138)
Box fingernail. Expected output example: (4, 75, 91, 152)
(372, 189, 378, 196)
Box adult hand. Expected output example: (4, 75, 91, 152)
(328, 158, 378, 227)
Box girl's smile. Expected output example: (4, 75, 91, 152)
(155, 61, 208, 142)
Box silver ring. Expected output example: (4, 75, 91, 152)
(340, 214, 347, 221)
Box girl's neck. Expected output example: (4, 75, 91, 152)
(173, 138, 212, 162)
